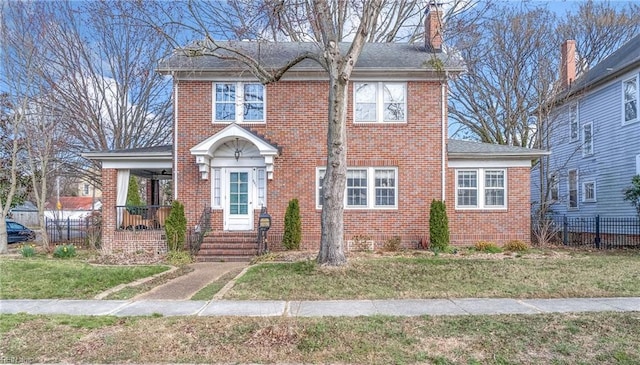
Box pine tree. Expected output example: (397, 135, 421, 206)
(429, 199, 450, 251)
(282, 198, 302, 250)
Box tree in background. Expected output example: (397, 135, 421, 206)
(282, 198, 302, 250)
(126, 176, 144, 208)
(448, 1, 640, 148)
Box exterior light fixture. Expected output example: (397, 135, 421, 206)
(234, 137, 241, 161)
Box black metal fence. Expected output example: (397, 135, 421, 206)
(550, 215, 640, 248)
(46, 216, 101, 248)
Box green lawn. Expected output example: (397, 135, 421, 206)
(1, 312, 639, 364)
(0, 258, 170, 299)
(225, 252, 640, 300)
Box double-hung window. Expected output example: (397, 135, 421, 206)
(550, 172, 559, 201)
(582, 122, 593, 156)
(455, 169, 506, 209)
(214, 82, 265, 123)
(623, 76, 638, 124)
(568, 169, 578, 209)
(354, 82, 406, 123)
(582, 181, 596, 202)
(317, 167, 397, 209)
(569, 104, 579, 141)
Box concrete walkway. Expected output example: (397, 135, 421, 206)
(1, 297, 638, 317)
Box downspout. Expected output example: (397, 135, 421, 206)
(173, 77, 179, 200)
(441, 71, 448, 201)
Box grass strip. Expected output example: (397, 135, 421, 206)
(1, 312, 639, 364)
(0, 258, 169, 299)
(225, 253, 640, 300)
(190, 267, 245, 300)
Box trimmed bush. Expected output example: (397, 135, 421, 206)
(383, 236, 401, 252)
(474, 241, 502, 253)
(165, 201, 187, 252)
(504, 240, 530, 252)
(429, 199, 450, 252)
(282, 198, 302, 250)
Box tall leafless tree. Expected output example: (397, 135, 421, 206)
(38, 1, 175, 187)
(448, 1, 640, 148)
(0, 1, 49, 253)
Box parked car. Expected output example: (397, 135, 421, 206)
(5, 219, 36, 244)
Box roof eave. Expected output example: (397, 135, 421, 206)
(448, 152, 550, 159)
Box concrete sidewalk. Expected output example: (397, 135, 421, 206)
(1, 297, 638, 317)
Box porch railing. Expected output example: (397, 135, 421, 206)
(116, 205, 172, 231)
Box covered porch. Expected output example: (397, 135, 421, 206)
(83, 145, 174, 254)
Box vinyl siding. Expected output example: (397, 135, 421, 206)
(532, 66, 640, 218)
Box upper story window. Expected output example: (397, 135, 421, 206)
(214, 82, 265, 123)
(569, 104, 579, 141)
(354, 82, 406, 123)
(582, 122, 593, 156)
(317, 167, 397, 209)
(455, 169, 506, 209)
(623, 76, 638, 125)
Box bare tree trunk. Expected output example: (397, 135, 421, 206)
(318, 63, 348, 266)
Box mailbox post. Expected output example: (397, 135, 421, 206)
(257, 207, 271, 254)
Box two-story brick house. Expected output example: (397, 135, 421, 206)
(85, 8, 547, 259)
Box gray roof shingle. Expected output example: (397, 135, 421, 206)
(447, 139, 549, 159)
(566, 34, 640, 95)
(157, 41, 465, 74)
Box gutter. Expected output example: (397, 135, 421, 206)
(441, 72, 447, 202)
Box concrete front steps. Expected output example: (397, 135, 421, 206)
(195, 231, 259, 262)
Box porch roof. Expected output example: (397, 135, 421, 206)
(81, 145, 173, 179)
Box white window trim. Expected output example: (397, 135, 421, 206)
(636, 154, 640, 175)
(582, 122, 593, 157)
(582, 180, 596, 203)
(454, 168, 507, 210)
(569, 104, 579, 142)
(316, 167, 398, 209)
(353, 82, 407, 123)
(622, 75, 638, 125)
(213, 82, 266, 124)
(567, 169, 579, 210)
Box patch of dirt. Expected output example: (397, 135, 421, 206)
(254, 248, 577, 263)
(245, 323, 300, 346)
(88, 251, 166, 265)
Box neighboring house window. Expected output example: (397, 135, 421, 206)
(83, 183, 89, 195)
(550, 172, 559, 201)
(569, 104, 579, 141)
(317, 167, 397, 209)
(568, 169, 578, 209)
(455, 169, 506, 209)
(623, 76, 638, 124)
(582, 122, 593, 156)
(354, 82, 406, 123)
(214, 82, 265, 123)
(582, 181, 596, 202)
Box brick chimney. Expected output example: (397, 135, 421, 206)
(425, 2, 443, 52)
(561, 40, 576, 89)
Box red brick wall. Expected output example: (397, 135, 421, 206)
(446, 166, 532, 245)
(173, 79, 532, 250)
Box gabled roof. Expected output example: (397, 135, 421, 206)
(157, 41, 465, 77)
(564, 34, 640, 97)
(447, 139, 549, 159)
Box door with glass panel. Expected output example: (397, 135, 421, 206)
(225, 170, 253, 230)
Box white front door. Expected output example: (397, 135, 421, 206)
(224, 169, 253, 230)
